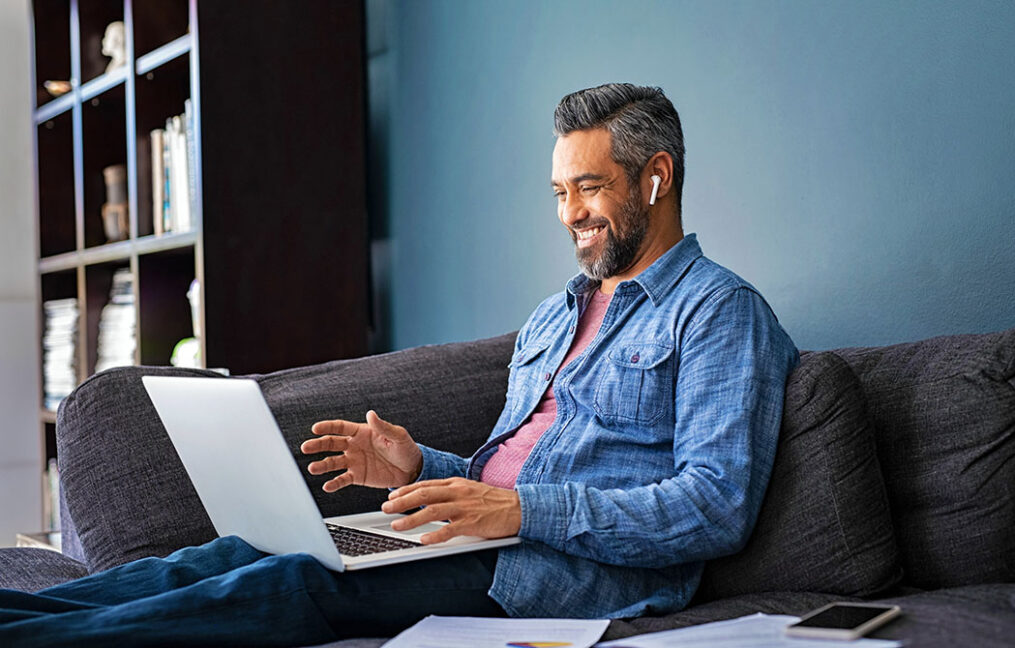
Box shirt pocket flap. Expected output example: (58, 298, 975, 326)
(607, 342, 674, 369)
(510, 337, 552, 367)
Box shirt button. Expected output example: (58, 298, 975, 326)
(544, 372, 552, 381)
(569, 325, 575, 334)
(631, 353, 640, 363)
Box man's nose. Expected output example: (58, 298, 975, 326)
(559, 194, 589, 227)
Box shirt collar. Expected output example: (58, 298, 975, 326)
(565, 233, 703, 309)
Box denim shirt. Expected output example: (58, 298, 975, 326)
(416, 234, 799, 619)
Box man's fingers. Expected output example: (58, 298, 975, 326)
(310, 419, 362, 437)
(323, 473, 354, 492)
(389, 503, 454, 530)
(420, 522, 460, 545)
(388, 478, 455, 500)
(300, 434, 349, 455)
(307, 454, 347, 475)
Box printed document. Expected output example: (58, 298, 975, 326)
(595, 613, 902, 648)
(382, 615, 609, 648)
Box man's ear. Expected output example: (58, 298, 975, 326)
(642, 152, 674, 203)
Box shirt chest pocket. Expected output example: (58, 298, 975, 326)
(507, 337, 553, 414)
(593, 341, 674, 426)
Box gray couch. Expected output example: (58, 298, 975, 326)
(2, 327, 1014, 646)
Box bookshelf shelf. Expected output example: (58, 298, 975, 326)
(136, 34, 191, 76)
(34, 94, 75, 124)
(38, 230, 199, 274)
(30, 0, 369, 531)
(79, 66, 128, 103)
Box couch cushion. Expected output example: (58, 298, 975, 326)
(696, 351, 901, 600)
(835, 327, 1015, 589)
(56, 335, 514, 572)
(864, 583, 1015, 646)
(0, 548, 88, 592)
(258, 334, 514, 518)
(604, 591, 852, 642)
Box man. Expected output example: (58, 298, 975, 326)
(0, 83, 797, 646)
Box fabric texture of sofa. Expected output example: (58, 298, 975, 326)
(2, 327, 1014, 647)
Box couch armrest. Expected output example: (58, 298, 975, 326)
(0, 548, 88, 592)
(56, 334, 514, 573)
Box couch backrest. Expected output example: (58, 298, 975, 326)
(834, 327, 1015, 589)
(58, 334, 513, 572)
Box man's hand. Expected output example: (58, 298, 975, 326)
(381, 477, 522, 545)
(300, 410, 422, 491)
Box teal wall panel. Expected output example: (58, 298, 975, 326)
(368, 0, 1015, 351)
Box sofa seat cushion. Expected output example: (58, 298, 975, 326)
(864, 583, 1015, 646)
(603, 591, 853, 642)
(0, 548, 88, 592)
(696, 351, 901, 601)
(835, 327, 1015, 589)
(602, 584, 1015, 647)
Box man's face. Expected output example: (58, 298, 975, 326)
(551, 129, 649, 281)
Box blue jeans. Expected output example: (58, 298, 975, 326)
(0, 536, 504, 646)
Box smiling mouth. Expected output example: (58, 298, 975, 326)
(575, 226, 605, 249)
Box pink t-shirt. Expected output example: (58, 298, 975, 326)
(480, 289, 612, 489)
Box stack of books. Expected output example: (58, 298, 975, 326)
(95, 268, 136, 372)
(150, 98, 198, 236)
(42, 298, 78, 411)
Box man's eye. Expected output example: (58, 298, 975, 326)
(553, 190, 566, 199)
(580, 185, 601, 193)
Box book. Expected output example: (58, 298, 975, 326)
(185, 99, 199, 227)
(150, 128, 165, 236)
(152, 104, 197, 235)
(163, 125, 172, 232)
(166, 114, 191, 232)
(94, 268, 136, 373)
(42, 297, 78, 411)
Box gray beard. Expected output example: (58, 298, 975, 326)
(575, 189, 649, 281)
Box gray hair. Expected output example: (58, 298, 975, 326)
(553, 83, 685, 211)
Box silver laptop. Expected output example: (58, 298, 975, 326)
(142, 375, 520, 571)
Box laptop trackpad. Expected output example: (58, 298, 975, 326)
(370, 521, 445, 536)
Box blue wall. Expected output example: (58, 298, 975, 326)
(368, 0, 1015, 352)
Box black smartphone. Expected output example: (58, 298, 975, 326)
(785, 602, 901, 640)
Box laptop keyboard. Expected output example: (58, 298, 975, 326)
(326, 523, 422, 557)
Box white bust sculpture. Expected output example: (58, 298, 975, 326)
(101, 21, 127, 73)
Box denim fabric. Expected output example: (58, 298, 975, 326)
(418, 234, 799, 618)
(0, 536, 503, 647)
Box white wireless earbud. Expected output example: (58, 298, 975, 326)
(649, 175, 662, 205)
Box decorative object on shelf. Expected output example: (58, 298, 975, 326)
(170, 337, 201, 368)
(101, 21, 127, 73)
(95, 268, 137, 373)
(172, 279, 202, 368)
(42, 297, 78, 411)
(43, 80, 72, 97)
(187, 278, 201, 338)
(101, 163, 129, 241)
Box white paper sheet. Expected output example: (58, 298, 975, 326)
(595, 613, 902, 648)
(382, 615, 610, 648)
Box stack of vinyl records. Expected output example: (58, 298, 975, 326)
(95, 268, 137, 373)
(42, 298, 78, 410)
